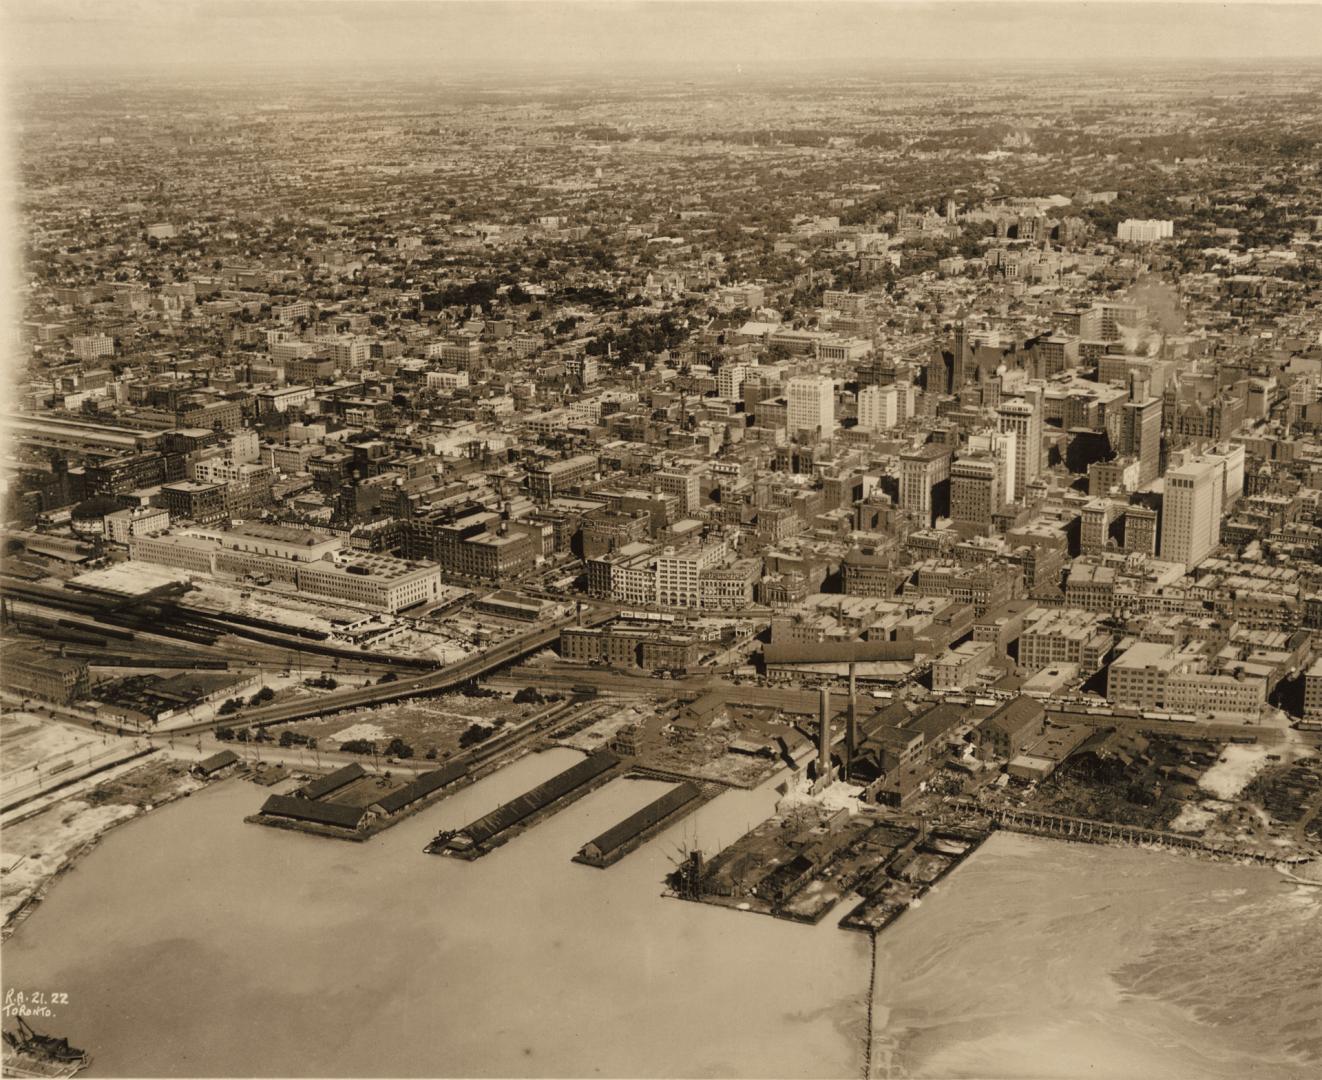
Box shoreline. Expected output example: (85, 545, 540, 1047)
(985, 806, 1316, 867)
(862, 829, 1309, 1080)
(2, 767, 229, 943)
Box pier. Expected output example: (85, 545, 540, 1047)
(247, 761, 471, 841)
(573, 780, 719, 868)
(988, 806, 1310, 864)
(428, 749, 624, 859)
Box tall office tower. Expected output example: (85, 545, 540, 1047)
(856, 355, 889, 387)
(786, 374, 836, 440)
(950, 453, 1004, 536)
(1123, 506, 1158, 556)
(742, 370, 780, 413)
(716, 363, 747, 402)
(967, 429, 1017, 504)
(895, 381, 916, 423)
(1100, 302, 1142, 342)
(900, 445, 951, 528)
(857, 384, 898, 432)
(998, 392, 1042, 500)
(656, 469, 700, 514)
(1053, 306, 1103, 340)
(1160, 454, 1225, 570)
(1122, 372, 1163, 486)
(1080, 500, 1115, 555)
(1206, 442, 1245, 507)
(951, 319, 971, 395)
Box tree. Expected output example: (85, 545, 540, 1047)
(459, 723, 494, 749)
(385, 737, 414, 759)
(340, 739, 376, 755)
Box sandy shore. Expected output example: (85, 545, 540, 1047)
(2, 758, 211, 937)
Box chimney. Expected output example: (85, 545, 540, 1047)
(817, 686, 831, 781)
(847, 662, 857, 775)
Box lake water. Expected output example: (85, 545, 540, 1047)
(4, 752, 1318, 1079)
(870, 832, 1322, 1080)
(2, 750, 868, 1078)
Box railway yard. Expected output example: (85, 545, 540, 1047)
(3, 568, 1321, 950)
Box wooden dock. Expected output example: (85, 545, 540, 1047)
(988, 806, 1309, 864)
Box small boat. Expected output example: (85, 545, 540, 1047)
(2, 1017, 90, 1078)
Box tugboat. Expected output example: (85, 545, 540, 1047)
(2, 1017, 90, 1078)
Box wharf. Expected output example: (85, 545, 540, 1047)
(837, 827, 991, 933)
(573, 780, 720, 868)
(428, 749, 625, 859)
(245, 699, 587, 841)
(667, 804, 982, 929)
(246, 761, 470, 842)
(987, 806, 1312, 864)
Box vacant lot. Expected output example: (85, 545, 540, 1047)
(281, 690, 560, 762)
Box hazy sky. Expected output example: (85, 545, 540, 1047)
(5, 1, 1322, 77)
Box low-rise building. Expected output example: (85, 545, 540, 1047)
(2, 643, 90, 704)
(1019, 609, 1114, 674)
(932, 639, 995, 691)
(103, 505, 170, 544)
(979, 695, 1046, 761)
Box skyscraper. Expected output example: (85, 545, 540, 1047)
(951, 319, 971, 395)
(1160, 454, 1225, 570)
(716, 363, 747, 402)
(857, 384, 898, 432)
(786, 374, 835, 440)
(900, 445, 951, 528)
(1080, 500, 1115, 554)
(1121, 372, 1162, 486)
(951, 449, 999, 536)
(967, 428, 1017, 504)
(950, 453, 1004, 536)
(998, 391, 1043, 500)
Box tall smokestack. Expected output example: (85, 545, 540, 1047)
(818, 686, 831, 781)
(847, 663, 857, 776)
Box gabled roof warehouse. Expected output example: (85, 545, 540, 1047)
(301, 762, 367, 801)
(580, 781, 702, 860)
(373, 761, 467, 815)
(194, 749, 240, 775)
(260, 793, 368, 830)
(454, 750, 620, 848)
